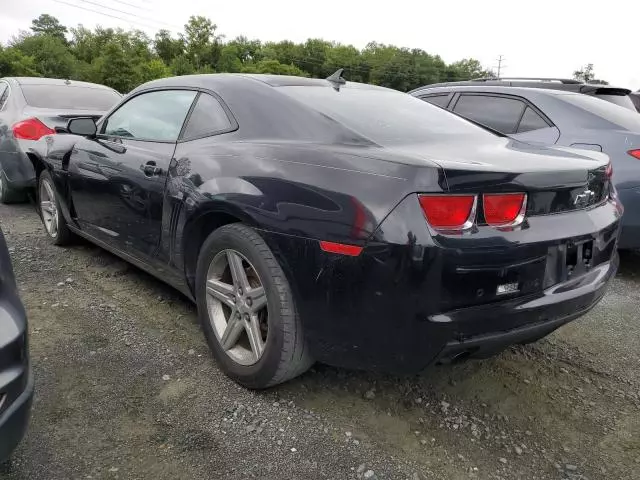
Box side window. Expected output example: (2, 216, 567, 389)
(102, 90, 197, 142)
(517, 107, 549, 133)
(453, 95, 525, 134)
(420, 94, 450, 108)
(0, 83, 9, 110)
(181, 93, 233, 140)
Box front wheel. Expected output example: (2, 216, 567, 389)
(195, 224, 313, 389)
(38, 171, 73, 246)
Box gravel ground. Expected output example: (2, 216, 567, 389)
(0, 202, 639, 480)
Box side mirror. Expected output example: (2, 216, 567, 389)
(67, 117, 97, 137)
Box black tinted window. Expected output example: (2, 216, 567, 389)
(517, 107, 549, 133)
(453, 95, 525, 134)
(279, 86, 493, 145)
(103, 90, 196, 142)
(181, 93, 233, 140)
(421, 94, 450, 108)
(21, 85, 121, 110)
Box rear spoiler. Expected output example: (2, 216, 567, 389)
(579, 85, 632, 96)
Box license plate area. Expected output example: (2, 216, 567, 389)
(544, 239, 594, 288)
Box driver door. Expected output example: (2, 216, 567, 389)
(67, 89, 197, 260)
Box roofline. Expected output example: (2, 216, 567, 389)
(410, 80, 631, 95)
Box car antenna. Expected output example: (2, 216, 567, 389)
(326, 68, 346, 90)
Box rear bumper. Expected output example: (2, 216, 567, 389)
(0, 366, 33, 462)
(0, 149, 36, 190)
(260, 197, 620, 373)
(435, 256, 616, 363)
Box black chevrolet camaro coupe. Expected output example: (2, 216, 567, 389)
(29, 73, 621, 388)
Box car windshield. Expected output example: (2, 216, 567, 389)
(21, 85, 121, 110)
(279, 85, 494, 145)
(594, 93, 637, 110)
(559, 93, 640, 131)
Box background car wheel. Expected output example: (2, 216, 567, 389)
(38, 171, 73, 246)
(195, 223, 313, 389)
(0, 169, 27, 204)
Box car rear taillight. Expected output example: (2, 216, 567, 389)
(12, 118, 55, 140)
(418, 194, 476, 230)
(628, 149, 640, 160)
(483, 193, 527, 227)
(605, 161, 613, 179)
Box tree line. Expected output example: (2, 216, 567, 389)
(0, 14, 495, 94)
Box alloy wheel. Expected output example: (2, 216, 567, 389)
(40, 179, 59, 238)
(205, 249, 269, 366)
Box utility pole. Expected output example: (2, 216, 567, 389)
(495, 55, 506, 79)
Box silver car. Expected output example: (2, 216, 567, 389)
(0, 77, 121, 203)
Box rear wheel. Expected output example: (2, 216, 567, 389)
(38, 171, 73, 246)
(0, 169, 26, 204)
(195, 224, 313, 389)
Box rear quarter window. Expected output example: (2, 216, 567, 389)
(517, 107, 550, 133)
(181, 93, 234, 140)
(20, 85, 121, 110)
(420, 94, 450, 108)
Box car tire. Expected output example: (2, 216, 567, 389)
(38, 171, 73, 246)
(0, 169, 26, 204)
(195, 223, 313, 389)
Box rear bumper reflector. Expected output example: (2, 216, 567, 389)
(319, 241, 363, 256)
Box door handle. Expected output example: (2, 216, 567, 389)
(141, 162, 163, 176)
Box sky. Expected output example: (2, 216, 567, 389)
(1, 0, 638, 90)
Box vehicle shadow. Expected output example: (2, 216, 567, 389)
(617, 249, 640, 279)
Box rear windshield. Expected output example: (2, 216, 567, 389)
(21, 85, 121, 110)
(278, 85, 493, 145)
(594, 93, 637, 110)
(558, 93, 640, 131)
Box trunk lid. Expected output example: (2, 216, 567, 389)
(394, 138, 612, 215)
(392, 139, 618, 313)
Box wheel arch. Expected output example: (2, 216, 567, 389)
(26, 151, 47, 181)
(181, 204, 259, 295)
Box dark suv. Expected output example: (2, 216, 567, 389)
(0, 226, 32, 462)
(409, 83, 640, 249)
(415, 78, 637, 111)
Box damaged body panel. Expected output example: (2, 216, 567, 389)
(33, 74, 620, 375)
